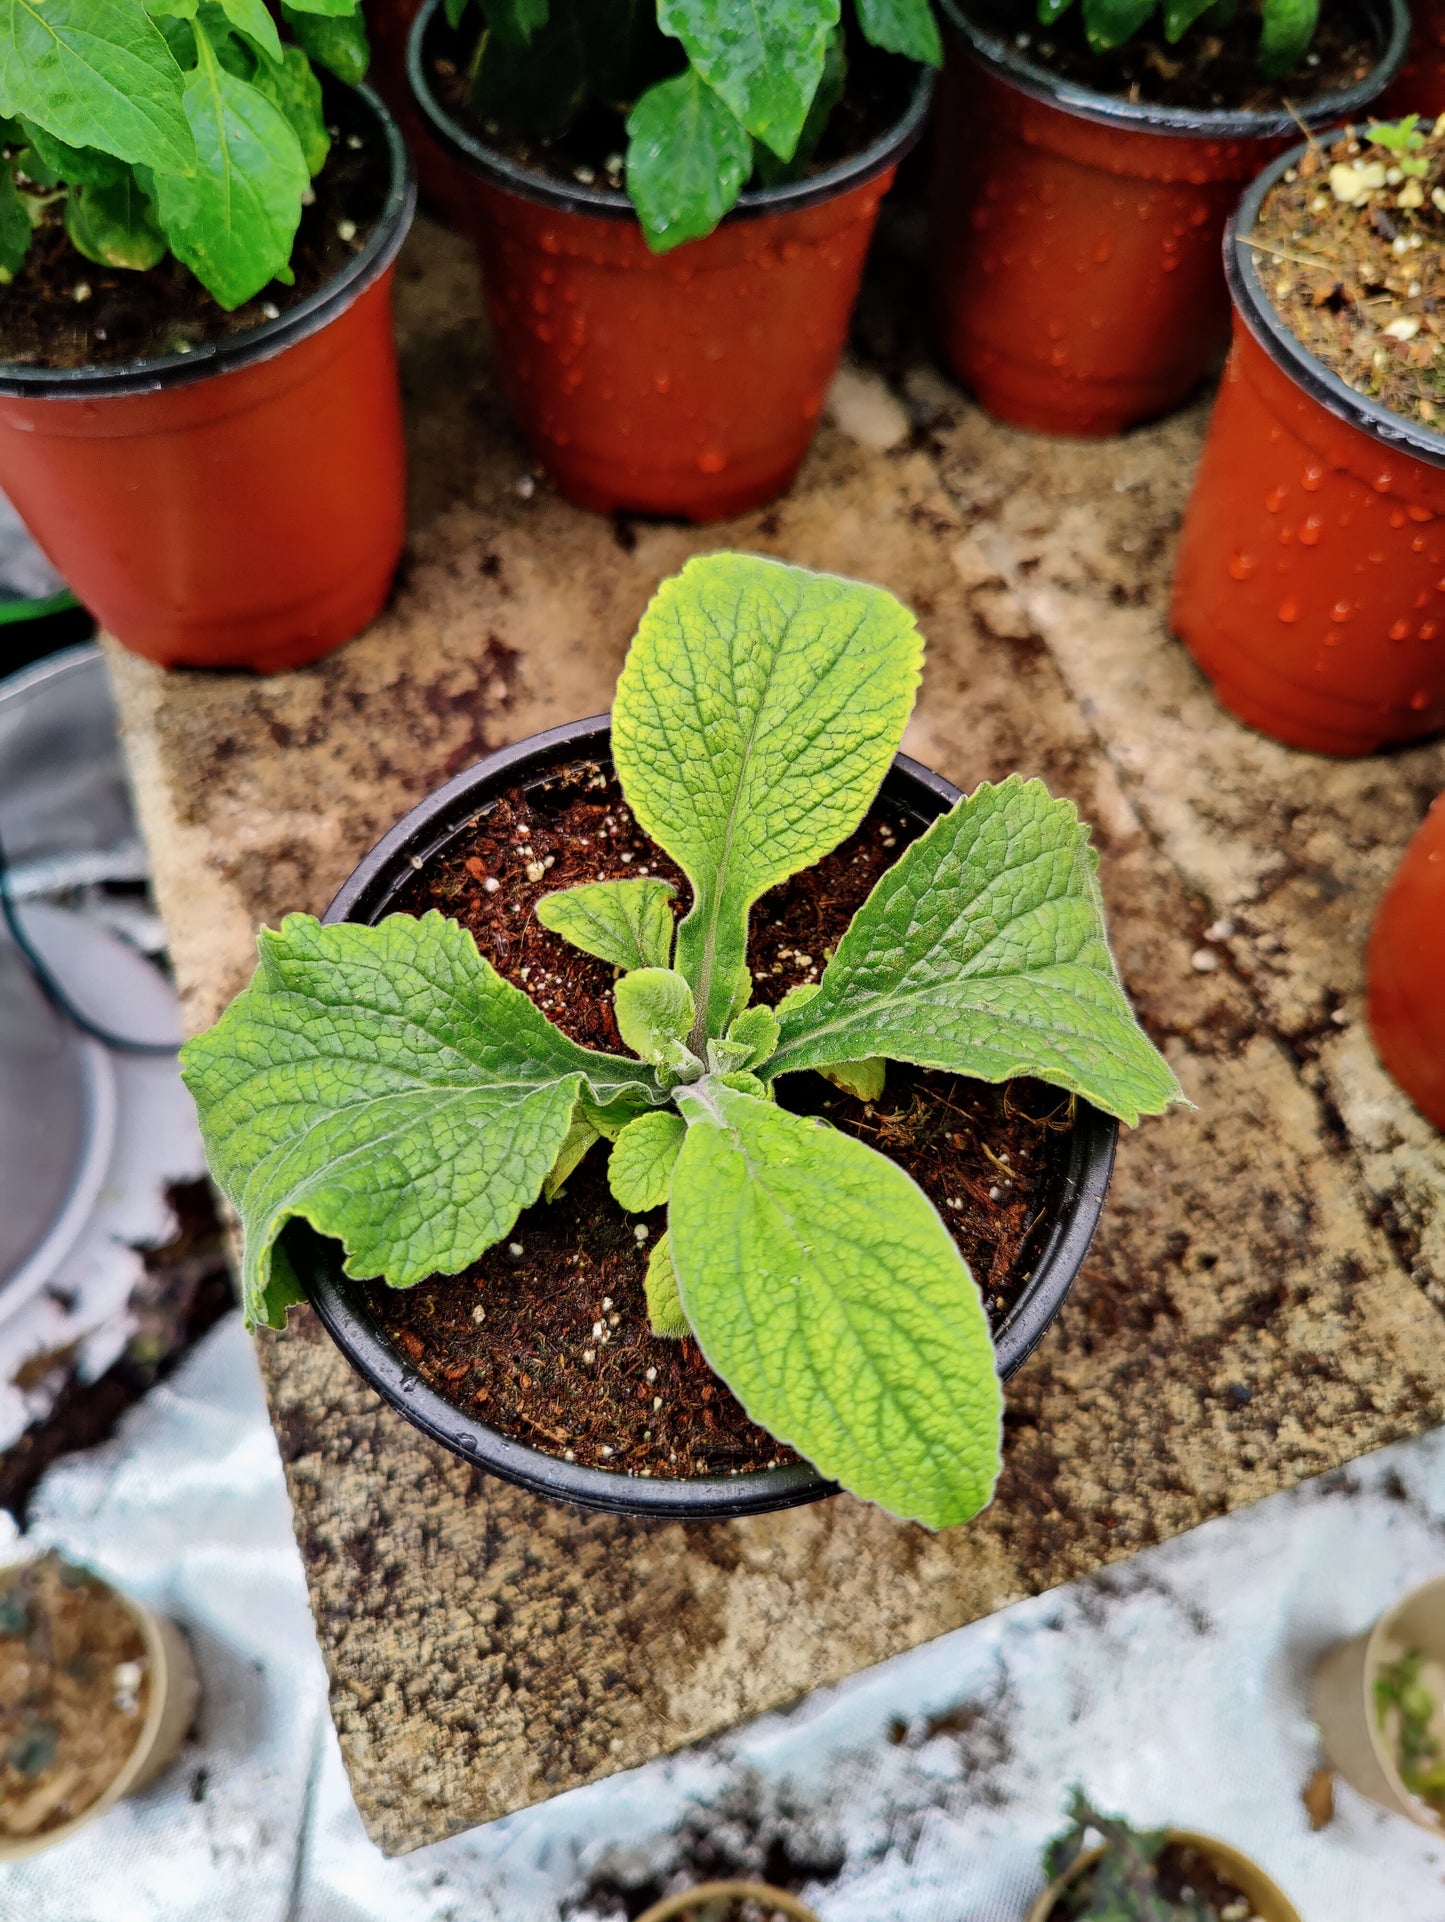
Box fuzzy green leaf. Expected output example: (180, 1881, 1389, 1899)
(543, 1105, 600, 1201)
(179, 910, 659, 1331)
(725, 1002, 780, 1065)
(613, 554, 923, 1041)
(626, 68, 751, 251)
(656, 0, 839, 161)
(609, 1110, 686, 1211)
(0, 171, 31, 277)
(536, 878, 676, 972)
(613, 967, 700, 1078)
(277, 1, 368, 83)
(822, 1056, 886, 1101)
(644, 1230, 689, 1337)
(766, 777, 1184, 1127)
(0, 0, 195, 175)
(151, 35, 308, 308)
(247, 40, 329, 175)
(855, 0, 941, 65)
(1258, 0, 1317, 75)
(671, 1079, 1002, 1527)
(66, 170, 167, 269)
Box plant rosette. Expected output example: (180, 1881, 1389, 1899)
(1173, 119, 1445, 754)
(0, 4, 416, 672)
(1032, 1795, 1302, 1922)
(182, 553, 1183, 1529)
(1314, 1574, 1445, 1833)
(0, 1554, 199, 1863)
(928, 0, 1406, 437)
(1367, 791, 1445, 1129)
(408, 0, 933, 521)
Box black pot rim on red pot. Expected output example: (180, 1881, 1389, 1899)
(0, 82, 416, 404)
(284, 717, 1120, 1522)
(406, 0, 934, 224)
(939, 0, 1407, 141)
(1226, 132, 1445, 469)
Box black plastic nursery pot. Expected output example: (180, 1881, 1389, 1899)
(928, 0, 1407, 436)
(0, 85, 416, 674)
(408, 0, 932, 520)
(283, 718, 1120, 1522)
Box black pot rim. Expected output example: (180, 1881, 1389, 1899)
(1226, 132, 1445, 471)
(0, 82, 417, 403)
(939, 0, 1407, 140)
(288, 716, 1119, 1521)
(407, 0, 933, 224)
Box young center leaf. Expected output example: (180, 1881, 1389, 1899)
(0, 0, 195, 175)
(670, 1079, 1002, 1528)
(536, 877, 675, 971)
(613, 554, 922, 1041)
(625, 67, 752, 252)
(613, 967, 700, 1078)
(608, 1109, 686, 1211)
(180, 911, 659, 1331)
(765, 777, 1185, 1127)
(656, 0, 840, 162)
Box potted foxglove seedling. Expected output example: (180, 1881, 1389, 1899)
(0, 1, 415, 673)
(1173, 116, 1445, 753)
(1032, 1793, 1302, 1921)
(0, 1554, 198, 1863)
(181, 553, 1183, 1527)
(1314, 1575, 1445, 1830)
(407, 0, 936, 521)
(929, 0, 1406, 436)
(637, 1887, 820, 1922)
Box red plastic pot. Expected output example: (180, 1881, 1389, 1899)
(1377, 0, 1445, 118)
(929, 0, 1406, 437)
(0, 86, 415, 674)
(363, 0, 474, 228)
(1367, 792, 1445, 1130)
(1172, 138, 1445, 755)
(409, 0, 931, 521)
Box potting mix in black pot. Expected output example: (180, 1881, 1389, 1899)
(183, 553, 1183, 1528)
(0, 0, 415, 671)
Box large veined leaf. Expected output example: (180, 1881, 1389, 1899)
(613, 554, 922, 1041)
(626, 68, 752, 252)
(608, 1109, 685, 1210)
(764, 777, 1185, 1126)
(179, 911, 659, 1330)
(656, 0, 840, 162)
(855, 0, 942, 65)
(246, 40, 329, 176)
(0, 0, 194, 174)
(150, 30, 308, 308)
(670, 1079, 1002, 1528)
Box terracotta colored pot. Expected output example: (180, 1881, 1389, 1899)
(1367, 795, 1445, 1128)
(0, 86, 415, 674)
(363, 0, 474, 228)
(409, 0, 931, 520)
(1028, 1831, 1303, 1922)
(0, 1560, 199, 1863)
(929, 0, 1406, 437)
(1377, 0, 1445, 118)
(1172, 137, 1445, 754)
(1314, 1573, 1445, 1831)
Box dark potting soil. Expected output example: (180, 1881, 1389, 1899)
(0, 88, 390, 372)
(366, 762, 1072, 1483)
(969, 0, 1379, 113)
(429, 17, 918, 198)
(1256, 121, 1445, 432)
(1064, 1841, 1261, 1918)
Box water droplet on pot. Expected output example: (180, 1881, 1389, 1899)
(1410, 688, 1431, 709)
(1228, 551, 1257, 580)
(1299, 516, 1323, 546)
(1301, 464, 1324, 491)
(1278, 596, 1300, 623)
(1266, 487, 1286, 512)
(1332, 600, 1353, 621)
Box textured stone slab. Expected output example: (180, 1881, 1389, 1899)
(106, 216, 1445, 1854)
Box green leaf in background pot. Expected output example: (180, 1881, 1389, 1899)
(766, 776, 1185, 1126)
(278, 1, 369, 84)
(644, 1230, 689, 1337)
(0, 173, 32, 279)
(657, 0, 840, 162)
(613, 555, 922, 1041)
(248, 41, 330, 175)
(536, 878, 676, 972)
(66, 170, 167, 269)
(1258, 0, 1317, 75)
(613, 968, 700, 1078)
(750, 25, 844, 188)
(608, 1110, 685, 1210)
(18, 121, 128, 188)
(1080, 0, 1155, 48)
(151, 31, 308, 308)
(856, 0, 942, 65)
(1161, 0, 1217, 39)
(213, 0, 282, 62)
(179, 910, 658, 1330)
(626, 69, 751, 251)
(480, 0, 550, 45)
(467, 5, 588, 139)
(670, 1079, 1002, 1527)
(0, 0, 195, 175)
